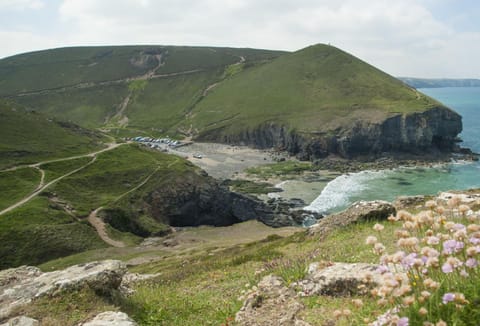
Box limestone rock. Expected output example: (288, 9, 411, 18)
(438, 191, 480, 204)
(0, 260, 126, 320)
(393, 195, 426, 210)
(0, 316, 39, 326)
(119, 272, 161, 296)
(308, 200, 395, 237)
(296, 262, 382, 297)
(235, 275, 310, 326)
(81, 311, 137, 326)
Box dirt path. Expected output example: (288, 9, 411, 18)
(34, 167, 45, 190)
(0, 142, 122, 173)
(87, 207, 126, 248)
(0, 143, 125, 216)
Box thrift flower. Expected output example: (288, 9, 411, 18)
(466, 257, 478, 268)
(397, 317, 409, 326)
(442, 292, 455, 304)
(373, 223, 385, 232)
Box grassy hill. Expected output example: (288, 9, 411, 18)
(2, 46, 285, 133)
(2, 44, 454, 159)
(0, 143, 203, 269)
(0, 100, 106, 169)
(188, 44, 442, 137)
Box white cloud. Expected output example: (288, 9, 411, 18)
(0, 0, 44, 10)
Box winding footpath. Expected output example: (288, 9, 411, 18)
(0, 142, 123, 216)
(87, 207, 126, 248)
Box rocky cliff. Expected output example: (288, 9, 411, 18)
(103, 170, 316, 230)
(199, 106, 462, 160)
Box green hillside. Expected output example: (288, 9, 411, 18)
(2, 46, 285, 133)
(0, 144, 201, 269)
(187, 44, 442, 137)
(0, 100, 105, 169)
(1, 44, 446, 146)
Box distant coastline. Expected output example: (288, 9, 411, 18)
(399, 77, 480, 88)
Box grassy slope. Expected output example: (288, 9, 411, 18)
(24, 218, 399, 325)
(49, 144, 192, 216)
(0, 196, 107, 269)
(0, 46, 157, 95)
(0, 144, 201, 268)
(2, 46, 285, 131)
(0, 101, 105, 169)
(14, 84, 129, 129)
(189, 44, 443, 137)
(0, 167, 40, 210)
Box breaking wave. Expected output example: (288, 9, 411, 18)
(303, 170, 387, 214)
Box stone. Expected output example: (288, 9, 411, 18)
(296, 262, 382, 297)
(81, 311, 137, 326)
(308, 200, 395, 237)
(0, 260, 126, 320)
(0, 316, 39, 326)
(119, 272, 161, 296)
(235, 275, 310, 326)
(393, 195, 426, 210)
(438, 191, 480, 204)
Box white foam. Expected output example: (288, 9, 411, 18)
(304, 170, 386, 213)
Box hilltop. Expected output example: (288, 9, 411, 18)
(0, 44, 463, 159)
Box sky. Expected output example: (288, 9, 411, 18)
(1, 0, 480, 78)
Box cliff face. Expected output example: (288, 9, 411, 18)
(199, 107, 462, 160)
(145, 171, 272, 227)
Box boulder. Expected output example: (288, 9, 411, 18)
(235, 275, 310, 326)
(308, 200, 395, 237)
(295, 262, 382, 297)
(81, 311, 137, 326)
(0, 260, 126, 320)
(393, 195, 426, 210)
(0, 316, 39, 326)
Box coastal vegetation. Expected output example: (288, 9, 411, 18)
(0, 43, 475, 325)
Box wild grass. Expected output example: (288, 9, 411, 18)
(0, 102, 105, 168)
(40, 157, 92, 183)
(190, 44, 442, 139)
(0, 196, 106, 269)
(0, 167, 40, 210)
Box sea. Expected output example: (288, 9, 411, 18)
(305, 87, 480, 214)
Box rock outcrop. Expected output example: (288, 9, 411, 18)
(0, 316, 39, 326)
(296, 262, 382, 297)
(235, 275, 310, 326)
(81, 311, 137, 326)
(201, 107, 462, 160)
(0, 260, 126, 320)
(308, 200, 395, 237)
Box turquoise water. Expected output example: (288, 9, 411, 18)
(305, 87, 480, 213)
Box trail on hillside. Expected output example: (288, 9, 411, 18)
(8, 67, 202, 99)
(0, 142, 122, 173)
(87, 207, 126, 248)
(0, 143, 124, 216)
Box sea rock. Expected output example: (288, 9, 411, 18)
(235, 275, 310, 326)
(0, 260, 126, 320)
(0, 316, 39, 326)
(295, 262, 382, 297)
(308, 200, 395, 237)
(81, 311, 137, 326)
